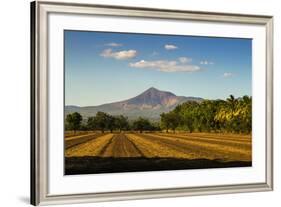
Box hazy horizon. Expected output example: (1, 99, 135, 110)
(65, 31, 252, 106)
(66, 86, 252, 107)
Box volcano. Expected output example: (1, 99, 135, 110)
(65, 87, 203, 120)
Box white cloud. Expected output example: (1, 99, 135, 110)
(178, 57, 192, 63)
(129, 59, 200, 73)
(200, 60, 214, 65)
(164, 44, 178, 50)
(105, 42, 123, 47)
(223, 72, 234, 77)
(100, 49, 137, 60)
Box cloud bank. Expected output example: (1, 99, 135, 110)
(105, 42, 123, 47)
(100, 49, 137, 60)
(164, 44, 178, 50)
(129, 58, 200, 73)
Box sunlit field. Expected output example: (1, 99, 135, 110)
(65, 131, 251, 174)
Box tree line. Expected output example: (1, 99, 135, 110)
(65, 111, 159, 133)
(66, 95, 251, 134)
(160, 95, 251, 134)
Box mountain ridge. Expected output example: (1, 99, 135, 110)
(65, 87, 203, 120)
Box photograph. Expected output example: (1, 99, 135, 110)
(64, 30, 252, 175)
(30, 2, 273, 205)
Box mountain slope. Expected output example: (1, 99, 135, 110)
(65, 87, 203, 120)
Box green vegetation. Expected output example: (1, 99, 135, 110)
(66, 112, 158, 133)
(161, 95, 251, 133)
(160, 112, 180, 133)
(65, 112, 82, 134)
(132, 117, 159, 133)
(114, 115, 130, 132)
(65, 95, 251, 134)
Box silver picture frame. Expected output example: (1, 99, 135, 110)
(31, 0, 273, 205)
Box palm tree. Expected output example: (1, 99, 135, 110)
(226, 95, 237, 115)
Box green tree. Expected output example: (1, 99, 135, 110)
(106, 115, 116, 133)
(167, 112, 180, 133)
(160, 113, 171, 133)
(182, 109, 195, 133)
(236, 95, 252, 133)
(214, 95, 252, 133)
(197, 100, 221, 132)
(160, 111, 180, 133)
(132, 117, 152, 133)
(177, 101, 198, 133)
(87, 116, 96, 131)
(114, 115, 129, 132)
(66, 112, 82, 134)
(170, 95, 251, 134)
(93, 111, 108, 133)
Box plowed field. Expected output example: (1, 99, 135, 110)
(65, 132, 252, 174)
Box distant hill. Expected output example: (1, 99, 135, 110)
(65, 87, 203, 120)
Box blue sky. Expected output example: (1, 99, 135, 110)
(65, 30, 252, 106)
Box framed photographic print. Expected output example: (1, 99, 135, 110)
(31, 1, 273, 205)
